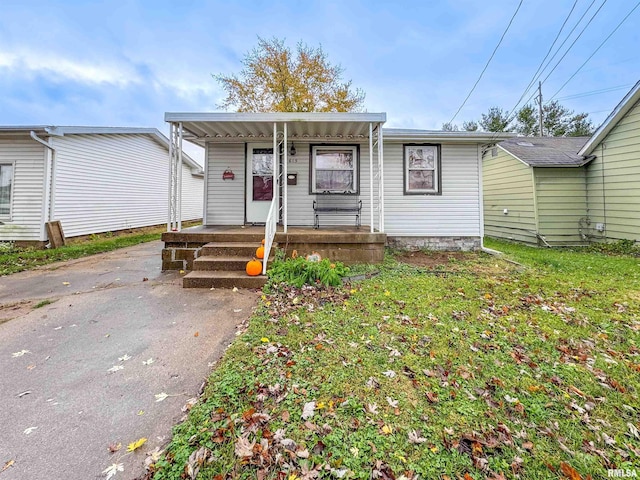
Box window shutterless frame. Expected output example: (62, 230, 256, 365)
(309, 144, 360, 195)
(0, 162, 15, 220)
(403, 143, 442, 195)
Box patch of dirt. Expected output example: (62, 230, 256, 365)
(396, 251, 472, 268)
(0, 300, 36, 324)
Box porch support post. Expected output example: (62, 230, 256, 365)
(283, 122, 288, 233)
(369, 122, 374, 233)
(177, 121, 183, 231)
(378, 123, 384, 233)
(167, 122, 177, 232)
(273, 122, 277, 202)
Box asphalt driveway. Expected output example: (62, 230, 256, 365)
(0, 241, 259, 480)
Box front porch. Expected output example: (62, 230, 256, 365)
(162, 225, 386, 288)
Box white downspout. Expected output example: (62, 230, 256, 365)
(477, 142, 501, 255)
(31, 131, 55, 242)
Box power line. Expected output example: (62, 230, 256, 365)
(510, 0, 580, 114)
(549, 2, 640, 100)
(487, 0, 583, 142)
(555, 83, 634, 101)
(538, 0, 609, 88)
(448, 0, 523, 126)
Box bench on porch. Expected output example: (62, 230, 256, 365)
(313, 193, 362, 229)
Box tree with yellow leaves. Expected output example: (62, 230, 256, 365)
(214, 37, 365, 112)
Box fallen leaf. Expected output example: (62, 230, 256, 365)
(12, 350, 31, 358)
(16, 390, 31, 398)
(560, 462, 582, 480)
(194, 331, 199, 337)
(179, 270, 185, 274)
(232, 287, 239, 292)
(127, 437, 147, 452)
(381, 425, 392, 435)
(2, 460, 15, 472)
(367, 403, 379, 415)
(143, 358, 154, 365)
(234, 436, 255, 458)
(118, 354, 131, 362)
(426, 391, 439, 403)
(62, 282, 70, 286)
(155, 392, 169, 402)
(386, 397, 399, 408)
(408, 430, 427, 444)
(26, 365, 36, 370)
(102, 463, 124, 480)
(108, 442, 122, 453)
(302, 401, 316, 420)
(23, 427, 37, 435)
(628, 422, 640, 439)
(107, 365, 124, 373)
(233, 308, 242, 313)
(382, 370, 396, 378)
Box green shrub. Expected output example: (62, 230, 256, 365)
(267, 254, 349, 287)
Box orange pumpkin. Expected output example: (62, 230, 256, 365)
(261, 238, 265, 245)
(246, 258, 262, 276)
(256, 246, 265, 259)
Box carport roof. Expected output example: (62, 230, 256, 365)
(164, 112, 386, 144)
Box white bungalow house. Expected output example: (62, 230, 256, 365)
(161, 113, 512, 288)
(0, 126, 203, 246)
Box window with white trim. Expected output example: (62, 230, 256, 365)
(404, 144, 441, 194)
(0, 164, 13, 217)
(310, 145, 358, 194)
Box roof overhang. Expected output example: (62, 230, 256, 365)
(579, 80, 640, 156)
(164, 112, 387, 146)
(383, 129, 516, 143)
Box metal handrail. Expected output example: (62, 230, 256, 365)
(262, 189, 278, 275)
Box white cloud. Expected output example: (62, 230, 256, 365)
(0, 50, 141, 87)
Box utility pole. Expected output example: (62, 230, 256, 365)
(538, 81, 544, 137)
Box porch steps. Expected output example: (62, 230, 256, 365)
(183, 241, 274, 289)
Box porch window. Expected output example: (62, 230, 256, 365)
(310, 145, 358, 194)
(404, 144, 441, 195)
(0, 164, 13, 217)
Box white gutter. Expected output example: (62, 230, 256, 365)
(30, 131, 56, 241)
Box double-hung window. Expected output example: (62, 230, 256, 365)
(404, 144, 441, 195)
(0, 164, 13, 217)
(310, 145, 358, 194)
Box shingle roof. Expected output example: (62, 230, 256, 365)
(498, 136, 592, 167)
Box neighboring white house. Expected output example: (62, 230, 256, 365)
(0, 126, 203, 246)
(163, 113, 513, 251)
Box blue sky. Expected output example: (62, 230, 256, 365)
(0, 0, 638, 162)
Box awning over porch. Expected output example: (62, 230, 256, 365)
(165, 112, 387, 239)
(165, 112, 386, 145)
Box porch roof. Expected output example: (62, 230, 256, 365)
(164, 112, 386, 145)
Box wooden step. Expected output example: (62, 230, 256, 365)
(200, 242, 274, 257)
(183, 271, 267, 289)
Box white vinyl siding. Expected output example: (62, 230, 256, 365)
(51, 134, 202, 238)
(206, 143, 245, 225)
(0, 137, 46, 242)
(586, 99, 640, 241)
(384, 142, 481, 236)
(289, 141, 374, 227)
(181, 168, 204, 222)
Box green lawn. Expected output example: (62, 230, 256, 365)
(150, 240, 640, 480)
(0, 232, 161, 276)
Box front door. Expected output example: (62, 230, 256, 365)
(246, 145, 274, 224)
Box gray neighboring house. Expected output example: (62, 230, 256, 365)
(483, 136, 593, 245)
(0, 126, 203, 246)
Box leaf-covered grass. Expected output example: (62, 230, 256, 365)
(151, 240, 640, 480)
(0, 231, 161, 276)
